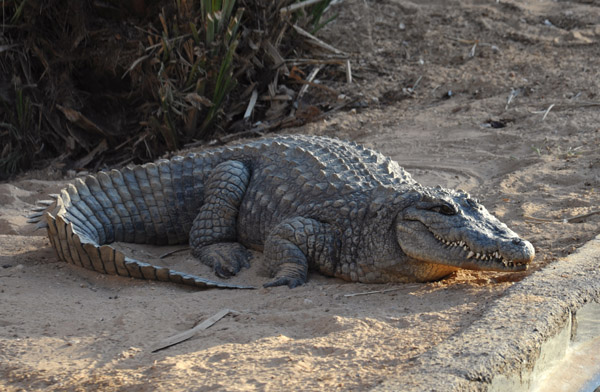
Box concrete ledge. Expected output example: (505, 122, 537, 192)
(373, 235, 600, 392)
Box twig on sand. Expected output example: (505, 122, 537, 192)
(469, 42, 477, 57)
(406, 75, 422, 94)
(505, 88, 519, 110)
(280, 0, 325, 14)
(524, 210, 600, 224)
(244, 89, 259, 120)
(159, 247, 189, 259)
(151, 309, 236, 352)
(286, 58, 349, 66)
(565, 210, 600, 223)
(292, 24, 347, 56)
(541, 103, 555, 121)
(344, 287, 405, 297)
(297, 65, 323, 101)
(529, 101, 600, 117)
(523, 215, 555, 223)
(346, 59, 352, 84)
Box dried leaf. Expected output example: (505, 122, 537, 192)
(56, 105, 110, 138)
(185, 93, 214, 107)
(150, 309, 234, 352)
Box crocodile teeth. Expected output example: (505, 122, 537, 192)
(432, 233, 512, 266)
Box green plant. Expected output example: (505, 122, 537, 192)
(143, 0, 244, 146)
(196, 0, 243, 137)
(0, 86, 33, 178)
(291, 0, 337, 34)
(307, 0, 337, 34)
(14, 88, 32, 131)
(9, 0, 29, 24)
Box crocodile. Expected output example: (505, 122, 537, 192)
(30, 135, 535, 289)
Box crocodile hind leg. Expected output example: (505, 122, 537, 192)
(189, 160, 252, 278)
(263, 217, 339, 288)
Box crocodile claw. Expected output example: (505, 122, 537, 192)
(196, 242, 251, 279)
(263, 276, 305, 289)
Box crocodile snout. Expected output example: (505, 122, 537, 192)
(501, 236, 535, 264)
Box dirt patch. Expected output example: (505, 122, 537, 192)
(1, 0, 599, 391)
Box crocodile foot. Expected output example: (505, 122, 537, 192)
(263, 261, 308, 289)
(263, 276, 305, 289)
(196, 242, 252, 278)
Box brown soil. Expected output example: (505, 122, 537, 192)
(1, 1, 599, 391)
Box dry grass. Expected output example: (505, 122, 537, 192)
(0, 0, 346, 179)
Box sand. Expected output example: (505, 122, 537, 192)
(1, 0, 599, 390)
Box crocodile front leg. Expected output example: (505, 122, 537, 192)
(263, 217, 340, 288)
(190, 160, 252, 278)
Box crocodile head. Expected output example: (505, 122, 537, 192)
(395, 186, 535, 273)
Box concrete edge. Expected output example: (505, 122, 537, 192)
(373, 235, 600, 392)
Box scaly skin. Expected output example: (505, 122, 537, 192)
(31, 135, 535, 289)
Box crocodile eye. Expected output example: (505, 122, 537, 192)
(466, 198, 481, 209)
(429, 204, 456, 215)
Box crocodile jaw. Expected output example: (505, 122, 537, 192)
(395, 215, 535, 272)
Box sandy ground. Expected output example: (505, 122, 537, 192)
(1, 0, 599, 391)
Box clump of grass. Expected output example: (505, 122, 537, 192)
(140, 0, 244, 148)
(292, 0, 339, 34)
(0, 0, 340, 179)
(0, 76, 37, 178)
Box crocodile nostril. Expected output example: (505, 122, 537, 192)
(511, 238, 523, 245)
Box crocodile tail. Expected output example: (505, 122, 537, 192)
(29, 156, 253, 290)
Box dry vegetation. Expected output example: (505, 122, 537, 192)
(0, 0, 347, 179)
